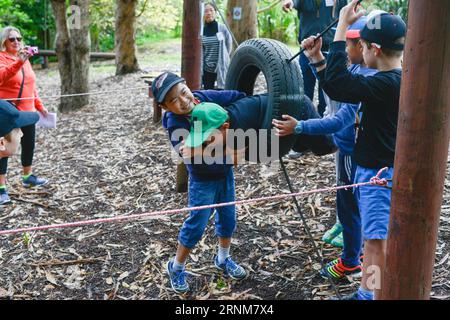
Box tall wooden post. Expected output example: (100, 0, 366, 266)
(381, 0, 450, 299)
(177, 0, 202, 193)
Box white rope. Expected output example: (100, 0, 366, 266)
(4, 86, 149, 102)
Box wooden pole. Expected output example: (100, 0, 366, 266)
(381, 0, 450, 300)
(177, 0, 202, 193)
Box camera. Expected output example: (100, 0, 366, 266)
(26, 46, 39, 55)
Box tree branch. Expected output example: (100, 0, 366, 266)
(136, 0, 149, 18)
(257, 0, 282, 14)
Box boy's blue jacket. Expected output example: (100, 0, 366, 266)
(300, 64, 376, 155)
(162, 90, 246, 181)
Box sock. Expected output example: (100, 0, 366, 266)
(22, 173, 32, 180)
(357, 286, 374, 300)
(172, 257, 186, 272)
(217, 245, 230, 264)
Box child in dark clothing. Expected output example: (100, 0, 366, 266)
(299, 0, 406, 299)
(273, 15, 376, 281)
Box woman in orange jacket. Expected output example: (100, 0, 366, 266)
(0, 26, 49, 205)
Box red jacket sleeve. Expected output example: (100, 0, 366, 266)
(34, 89, 44, 112)
(0, 58, 25, 86)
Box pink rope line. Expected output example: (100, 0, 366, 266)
(0, 168, 389, 237)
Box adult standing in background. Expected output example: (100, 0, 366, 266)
(282, 0, 348, 117)
(202, 2, 233, 90)
(0, 26, 48, 205)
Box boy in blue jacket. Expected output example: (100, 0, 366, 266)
(152, 71, 336, 294)
(273, 16, 376, 281)
(152, 72, 247, 294)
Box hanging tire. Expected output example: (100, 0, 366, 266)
(225, 38, 305, 159)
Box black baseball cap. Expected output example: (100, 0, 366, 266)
(0, 99, 39, 137)
(360, 13, 406, 50)
(151, 72, 185, 104)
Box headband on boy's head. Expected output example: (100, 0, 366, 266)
(360, 13, 406, 50)
(151, 72, 185, 104)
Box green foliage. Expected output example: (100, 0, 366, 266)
(0, 0, 54, 49)
(257, 0, 298, 44)
(366, 0, 409, 22)
(90, 0, 115, 51)
(89, 0, 183, 52)
(136, 0, 183, 39)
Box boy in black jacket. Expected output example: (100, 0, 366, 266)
(301, 0, 406, 299)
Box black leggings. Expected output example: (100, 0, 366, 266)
(202, 71, 217, 89)
(0, 124, 36, 175)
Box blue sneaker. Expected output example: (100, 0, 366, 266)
(166, 259, 189, 294)
(331, 290, 373, 300)
(22, 175, 48, 188)
(330, 291, 359, 300)
(214, 256, 247, 280)
(0, 189, 11, 205)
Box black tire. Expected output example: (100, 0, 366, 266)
(225, 38, 305, 159)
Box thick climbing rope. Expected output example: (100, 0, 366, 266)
(279, 157, 342, 299)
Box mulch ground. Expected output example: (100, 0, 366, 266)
(0, 65, 449, 300)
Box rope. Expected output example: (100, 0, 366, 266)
(279, 157, 342, 300)
(211, 0, 240, 49)
(3, 86, 149, 102)
(0, 168, 389, 237)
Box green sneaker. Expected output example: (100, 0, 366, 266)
(322, 223, 343, 244)
(330, 232, 344, 248)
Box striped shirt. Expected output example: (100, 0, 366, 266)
(202, 35, 220, 73)
(202, 21, 220, 73)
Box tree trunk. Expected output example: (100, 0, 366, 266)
(69, 0, 90, 110)
(115, 0, 140, 75)
(226, 0, 258, 45)
(50, 0, 90, 112)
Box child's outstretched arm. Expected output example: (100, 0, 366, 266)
(272, 103, 358, 137)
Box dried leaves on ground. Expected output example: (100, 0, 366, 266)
(0, 66, 449, 300)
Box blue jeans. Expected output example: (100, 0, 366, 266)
(300, 51, 327, 117)
(336, 152, 361, 267)
(178, 170, 236, 249)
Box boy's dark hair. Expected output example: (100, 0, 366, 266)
(361, 37, 405, 58)
(347, 38, 361, 46)
(2, 132, 12, 142)
(204, 2, 216, 10)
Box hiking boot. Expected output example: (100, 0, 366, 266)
(330, 232, 344, 248)
(22, 174, 48, 188)
(0, 189, 11, 205)
(166, 259, 189, 294)
(322, 222, 343, 244)
(320, 258, 362, 280)
(214, 256, 247, 280)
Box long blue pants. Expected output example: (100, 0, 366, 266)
(336, 152, 362, 267)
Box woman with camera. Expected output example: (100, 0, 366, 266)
(0, 26, 48, 205)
